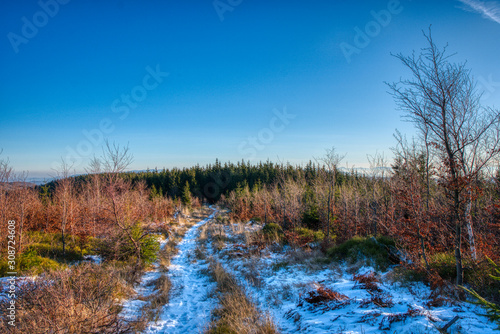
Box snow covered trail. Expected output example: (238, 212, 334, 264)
(144, 210, 217, 334)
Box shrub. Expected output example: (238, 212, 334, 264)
(0, 263, 130, 333)
(19, 249, 65, 274)
(302, 207, 320, 230)
(24, 231, 97, 256)
(429, 252, 456, 281)
(98, 224, 160, 265)
(295, 228, 324, 242)
(262, 223, 283, 240)
(23, 243, 83, 262)
(326, 236, 396, 271)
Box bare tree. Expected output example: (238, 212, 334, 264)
(0, 152, 13, 230)
(387, 29, 500, 285)
(53, 159, 74, 256)
(85, 156, 103, 237)
(96, 141, 148, 267)
(316, 147, 345, 240)
(366, 151, 392, 236)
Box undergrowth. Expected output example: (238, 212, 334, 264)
(326, 236, 397, 271)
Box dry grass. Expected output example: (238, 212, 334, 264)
(158, 239, 179, 270)
(204, 258, 278, 334)
(190, 206, 214, 221)
(138, 273, 172, 326)
(240, 258, 263, 287)
(195, 244, 208, 261)
(0, 263, 131, 333)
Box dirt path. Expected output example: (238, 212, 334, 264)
(143, 209, 217, 334)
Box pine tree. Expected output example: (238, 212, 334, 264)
(150, 184, 159, 200)
(181, 181, 191, 207)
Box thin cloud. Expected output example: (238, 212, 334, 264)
(458, 0, 500, 24)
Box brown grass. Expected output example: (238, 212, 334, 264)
(204, 258, 278, 334)
(138, 273, 172, 327)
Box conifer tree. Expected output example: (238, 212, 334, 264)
(181, 181, 191, 207)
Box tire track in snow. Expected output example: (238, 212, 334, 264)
(144, 209, 217, 334)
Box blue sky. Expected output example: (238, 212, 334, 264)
(1, 0, 500, 178)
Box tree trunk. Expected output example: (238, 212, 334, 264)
(454, 190, 464, 287)
(464, 187, 476, 260)
(326, 191, 331, 240)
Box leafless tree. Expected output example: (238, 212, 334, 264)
(387, 29, 500, 285)
(53, 159, 74, 256)
(0, 151, 13, 229)
(366, 151, 391, 236)
(96, 141, 148, 266)
(316, 147, 345, 240)
(85, 156, 103, 237)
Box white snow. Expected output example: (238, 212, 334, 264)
(211, 223, 499, 334)
(122, 209, 218, 333)
(83, 254, 102, 264)
(0, 276, 36, 302)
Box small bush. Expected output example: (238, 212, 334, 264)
(0, 231, 99, 277)
(302, 207, 320, 230)
(19, 249, 65, 274)
(272, 261, 289, 272)
(0, 263, 130, 333)
(428, 252, 456, 280)
(388, 265, 427, 285)
(262, 223, 282, 236)
(23, 243, 83, 262)
(326, 236, 396, 271)
(98, 224, 160, 265)
(261, 223, 283, 243)
(295, 228, 324, 242)
(462, 256, 500, 327)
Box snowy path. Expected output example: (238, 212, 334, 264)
(144, 210, 217, 334)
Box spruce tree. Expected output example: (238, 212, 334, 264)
(181, 181, 191, 207)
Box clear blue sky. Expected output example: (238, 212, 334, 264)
(1, 0, 500, 178)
